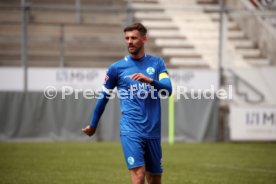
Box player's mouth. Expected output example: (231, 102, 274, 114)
(128, 46, 136, 51)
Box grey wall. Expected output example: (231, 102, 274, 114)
(0, 92, 218, 142)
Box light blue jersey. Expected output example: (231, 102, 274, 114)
(103, 54, 168, 139)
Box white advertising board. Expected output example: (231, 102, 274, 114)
(27, 68, 106, 91)
(0, 67, 106, 91)
(0, 68, 23, 91)
(230, 105, 276, 140)
(0, 68, 218, 91)
(170, 69, 219, 91)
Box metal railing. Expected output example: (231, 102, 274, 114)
(227, 69, 265, 104)
(21, 0, 30, 91)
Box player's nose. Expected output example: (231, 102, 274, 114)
(127, 38, 133, 44)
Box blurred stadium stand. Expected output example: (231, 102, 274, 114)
(0, 0, 275, 68)
(0, 0, 129, 67)
(133, 0, 275, 68)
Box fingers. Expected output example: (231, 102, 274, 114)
(131, 73, 147, 82)
(82, 125, 89, 132)
(82, 128, 88, 135)
(131, 73, 143, 81)
(131, 73, 152, 83)
(82, 125, 93, 136)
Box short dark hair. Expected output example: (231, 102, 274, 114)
(123, 23, 147, 36)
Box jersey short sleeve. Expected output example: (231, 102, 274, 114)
(158, 57, 168, 74)
(103, 64, 118, 91)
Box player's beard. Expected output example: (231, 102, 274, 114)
(128, 45, 142, 56)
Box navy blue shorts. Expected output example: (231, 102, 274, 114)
(120, 135, 163, 174)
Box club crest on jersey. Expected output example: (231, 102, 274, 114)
(127, 156, 135, 165)
(146, 67, 155, 75)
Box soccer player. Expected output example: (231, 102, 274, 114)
(82, 23, 172, 184)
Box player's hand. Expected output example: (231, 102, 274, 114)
(131, 73, 153, 83)
(82, 125, 96, 137)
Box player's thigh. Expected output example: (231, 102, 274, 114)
(120, 135, 146, 169)
(144, 139, 163, 174)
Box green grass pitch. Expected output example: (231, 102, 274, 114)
(0, 142, 275, 184)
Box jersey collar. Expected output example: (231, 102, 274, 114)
(128, 54, 147, 62)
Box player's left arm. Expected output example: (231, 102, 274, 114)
(151, 72, 172, 96)
(131, 72, 172, 96)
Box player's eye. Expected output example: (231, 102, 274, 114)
(131, 36, 137, 40)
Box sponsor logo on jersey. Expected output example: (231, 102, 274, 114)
(130, 83, 151, 92)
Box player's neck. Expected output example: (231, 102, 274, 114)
(130, 49, 145, 60)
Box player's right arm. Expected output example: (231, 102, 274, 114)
(82, 65, 118, 137)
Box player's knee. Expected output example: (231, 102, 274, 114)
(131, 167, 146, 184)
(134, 171, 145, 183)
(135, 174, 145, 184)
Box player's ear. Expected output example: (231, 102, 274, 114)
(142, 35, 147, 43)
